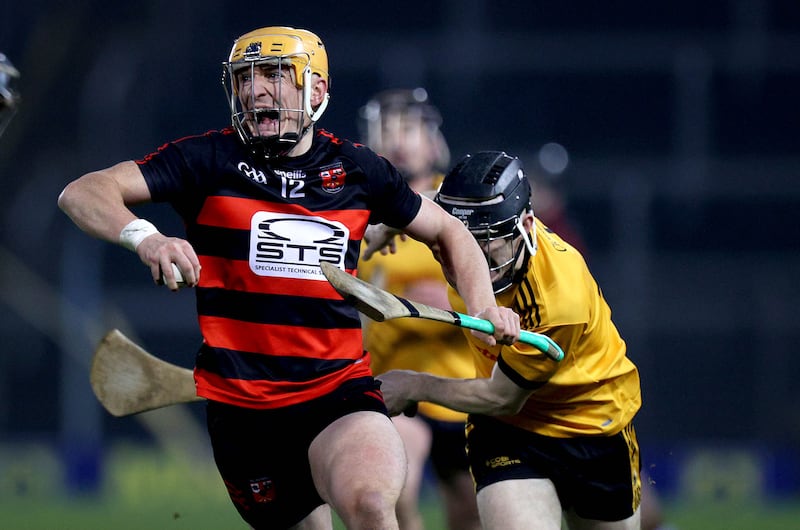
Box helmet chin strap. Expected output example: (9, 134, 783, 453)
(517, 215, 537, 257)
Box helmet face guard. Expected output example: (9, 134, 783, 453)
(435, 151, 536, 293)
(222, 27, 330, 158)
(468, 216, 534, 294)
(0, 54, 20, 138)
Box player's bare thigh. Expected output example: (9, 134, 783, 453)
(393, 413, 433, 490)
(308, 410, 407, 514)
(476, 478, 562, 530)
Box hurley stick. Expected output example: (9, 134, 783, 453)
(90, 329, 202, 416)
(320, 262, 564, 361)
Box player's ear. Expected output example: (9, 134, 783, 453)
(522, 211, 535, 231)
(311, 75, 328, 107)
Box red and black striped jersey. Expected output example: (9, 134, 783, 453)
(136, 128, 422, 409)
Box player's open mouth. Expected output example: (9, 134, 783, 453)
(253, 109, 280, 122)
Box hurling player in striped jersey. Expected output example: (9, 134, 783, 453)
(58, 27, 520, 530)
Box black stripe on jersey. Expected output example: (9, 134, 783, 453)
(196, 343, 356, 382)
(196, 287, 362, 328)
(396, 296, 420, 317)
(497, 354, 546, 391)
(515, 276, 541, 329)
(189, 225, 251, 260)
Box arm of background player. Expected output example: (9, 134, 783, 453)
(377, 363, 532, 417)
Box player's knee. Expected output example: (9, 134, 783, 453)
(340, 489, 395, 526)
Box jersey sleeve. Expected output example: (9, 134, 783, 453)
(135, 132, 224, 204)
(497, 332, 562, 388)
(137, 142, 192, 200)
(362, 152, 422, 228)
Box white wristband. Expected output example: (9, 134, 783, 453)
(119, 219, 160, 252)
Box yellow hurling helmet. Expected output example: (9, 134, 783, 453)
(222, 26, 331, 157)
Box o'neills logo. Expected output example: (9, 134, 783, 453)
(451, 207, 474, 216)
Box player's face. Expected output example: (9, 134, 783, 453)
(236, 63, 304, 138)
(378, 110, 435, 181)
(477, 232, 521, 284)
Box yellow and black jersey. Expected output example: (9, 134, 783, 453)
(449, 218, 641, 437)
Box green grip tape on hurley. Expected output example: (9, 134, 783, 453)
(456, 313, 565, 362)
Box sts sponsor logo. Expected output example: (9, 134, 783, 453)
(249, 212, 349, 280)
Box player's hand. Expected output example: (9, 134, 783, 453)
(362, 223, 406, 261)
(136, 233, 201, 291)
(376, 370, 420, 416)
(473, 306, 521, 346)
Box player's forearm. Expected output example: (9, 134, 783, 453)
(404, 372, 519, 416)
(436, 218, 497, 315)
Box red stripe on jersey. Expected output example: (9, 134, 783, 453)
(197, 196, 370, 239)
(195, 358, 374, 409)
(199, 315, 363, 359)
(198, 256, 349, 298)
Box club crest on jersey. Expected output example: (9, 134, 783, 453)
(320, 163, 346, 194)
(249, 477, 275, 504)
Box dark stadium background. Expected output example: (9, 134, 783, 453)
(1, 0, 798, 503)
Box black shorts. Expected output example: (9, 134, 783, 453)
(206, 377, 388, 530)
(466, 415, 641, 521)
(420, 415, 470, 482)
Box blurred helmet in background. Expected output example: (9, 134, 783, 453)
(358, 87, 449, 181)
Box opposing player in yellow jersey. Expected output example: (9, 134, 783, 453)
(357, 88, 480, 530)
(378, 151, 643, 530)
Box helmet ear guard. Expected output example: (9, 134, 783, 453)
(435, 151, 536, 293)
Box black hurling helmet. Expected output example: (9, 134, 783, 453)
(435, 151, 536, 293)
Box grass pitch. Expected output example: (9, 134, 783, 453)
(1, 442, 798, 529)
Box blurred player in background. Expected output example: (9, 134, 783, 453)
(357, 88, 481, 530)
(378, 151, 644, 530)
(0, 53, 20, 138)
